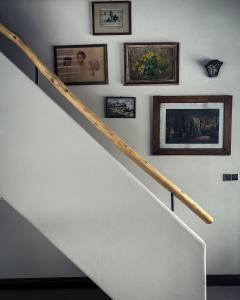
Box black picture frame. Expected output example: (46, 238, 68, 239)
(54, 44, 108, 85)
(105, 97, 136, 118)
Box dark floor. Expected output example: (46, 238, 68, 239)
(0, 288, 111, 300)
(1, 286, 240, 299)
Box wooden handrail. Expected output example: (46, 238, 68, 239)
(0, 23, 214, 224)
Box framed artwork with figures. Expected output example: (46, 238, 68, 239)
(92, 1, 132, 35)
(54, 44, 108, 85)
(152, 95, 232, 155)
(105, 97, 136, 118)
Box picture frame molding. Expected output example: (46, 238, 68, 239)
(92, 1, 132, 35)
(124, 42, 179, 85)
(54, 44, 108, 85)
(105, 96, 136, 118)
(152, 95, 232, 155)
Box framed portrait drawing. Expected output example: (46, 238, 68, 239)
(124, 43, 179, 85)
(152, 96, 232, 155)
(92, 1, 132, 35)
(105, 97, 136, 118)
(54, 44, 108, 85)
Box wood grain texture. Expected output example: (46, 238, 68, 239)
(0, 23, 214, 224)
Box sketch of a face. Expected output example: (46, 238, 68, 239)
(88, 59, 100, 76)
(76, 51, 87, 65)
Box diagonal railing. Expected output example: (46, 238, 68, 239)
(0, 22, 214, 224)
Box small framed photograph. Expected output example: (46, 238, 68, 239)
(105, 97, 136, 118)
(92, 1, 132, 35)
(54, 44, 108, 85)
(152, 96, 232, 155)
(124, 42, 179, 85)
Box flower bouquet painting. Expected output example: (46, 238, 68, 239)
(124, 43, 179, 85)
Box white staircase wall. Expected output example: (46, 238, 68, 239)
(0, 52, 206, 300)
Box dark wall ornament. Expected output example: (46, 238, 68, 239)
(205, 60, 223, 77)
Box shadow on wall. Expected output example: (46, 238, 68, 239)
(0, 0, 130, 164)
(0, 0, 52, 83)
(0, 199, 85, 278)
(0, 0, 170, 211)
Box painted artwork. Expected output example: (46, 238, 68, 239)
(92, 1, 131, 35)
(100, 9, 123, 26)
(54, 44, 108, 85)
(124, 43, 179, 85)
(105, 97, 136, 118)
(165, 109, 219, 144)
(152, 96, 232, 155)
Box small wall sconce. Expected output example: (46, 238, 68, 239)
(205, 60, 223, 77)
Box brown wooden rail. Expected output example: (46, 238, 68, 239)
(0, 23, 214, 224)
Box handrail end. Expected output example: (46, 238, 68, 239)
(205, 215, 214, 224)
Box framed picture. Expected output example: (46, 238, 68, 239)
(152, 96, 232, 155)
(124, 42, 179, 85)
(92, 1, 132, 35)
(105, 97, 136, 118)
(54, 44, 108, 85)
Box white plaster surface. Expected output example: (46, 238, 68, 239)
(0, 53, 205, 299)
(0, 0, 239, 279)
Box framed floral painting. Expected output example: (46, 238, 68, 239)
(124, 43, 179, 85)
(152, 96, 232, 155)
(54, 44, 108, 85)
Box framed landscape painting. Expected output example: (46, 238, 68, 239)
(54, 44, 108, 85)
(105, 97, 136, 118)
(92, 1, 132, 35)
(124, 43, 179, 85)
(152, 96, 232, 155)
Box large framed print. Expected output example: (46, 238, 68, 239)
(152, 96, 232, 155)
(124, 42, 179, 85)
(54, 44, 108, 85)
(92, 1, 132, 35)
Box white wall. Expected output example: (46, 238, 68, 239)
(0, 199, 84, 278)
(0, 52, 206, 300)
(0, 0, 239, 275)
